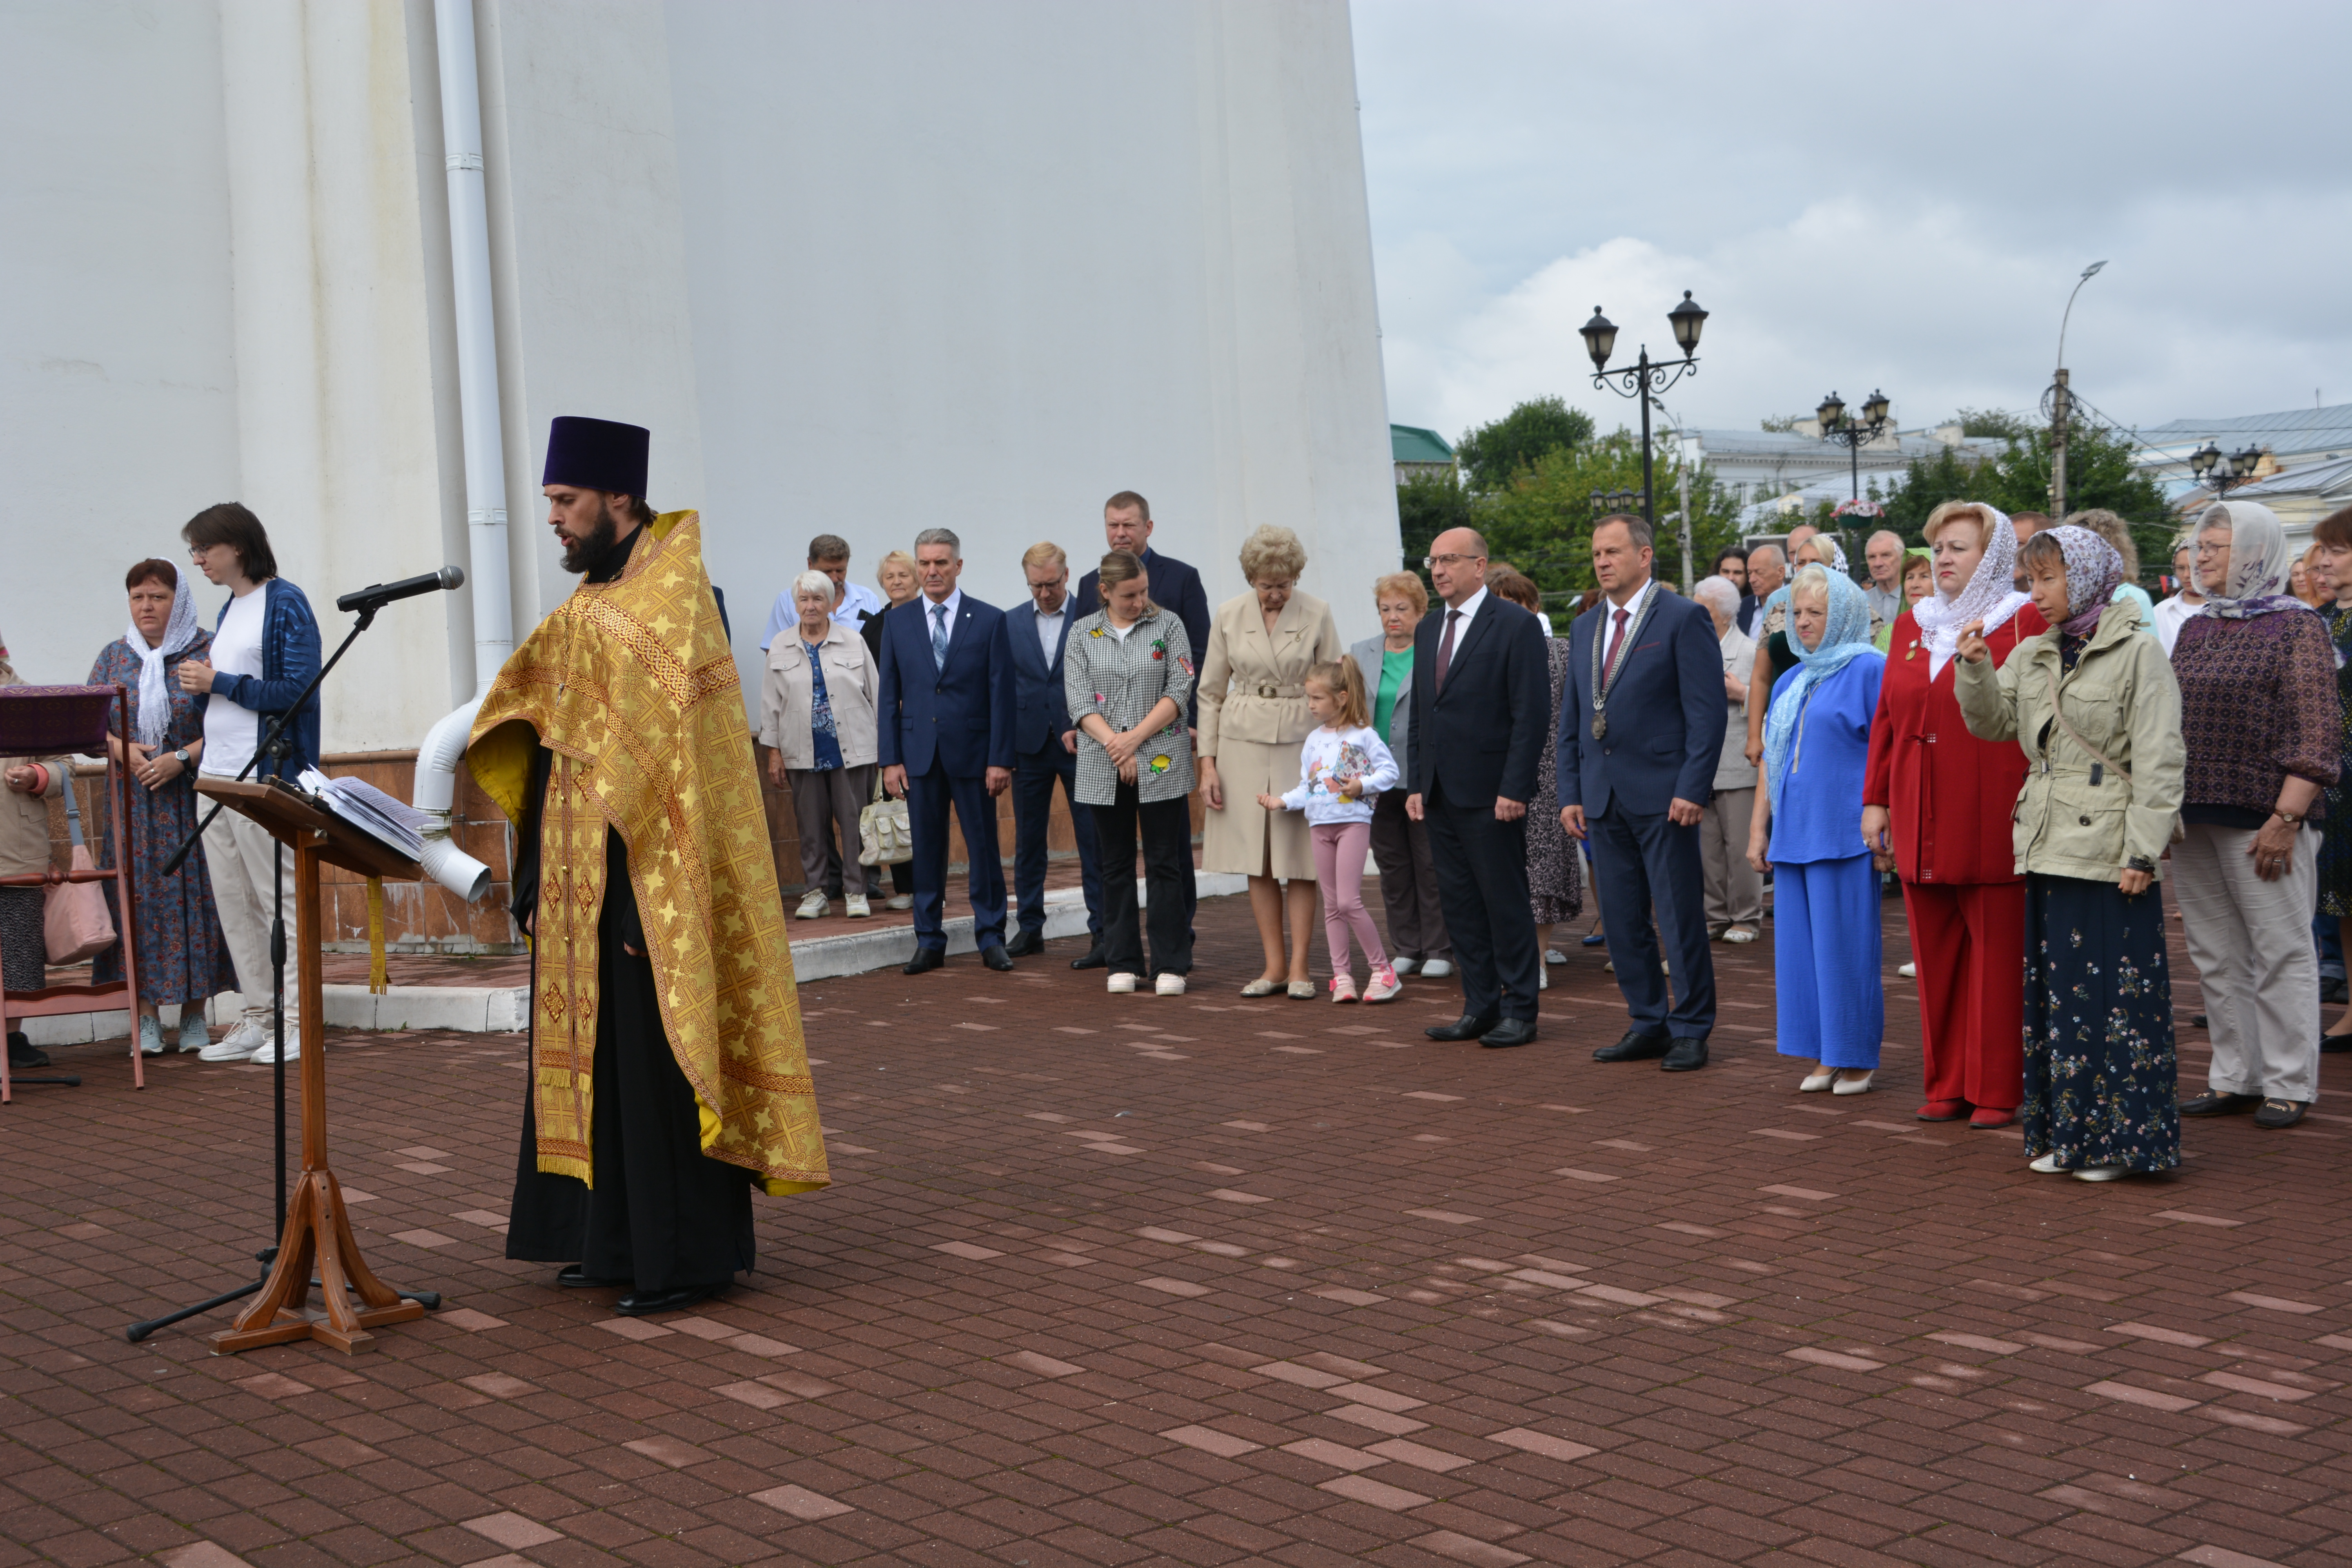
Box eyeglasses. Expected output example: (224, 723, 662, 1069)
(2192, 540, 2229, 557)
(1422, 554, 1486, 569)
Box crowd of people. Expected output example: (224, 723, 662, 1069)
(11, 466, 2347, 1202)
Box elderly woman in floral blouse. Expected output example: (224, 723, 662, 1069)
(1065, 550, 1197, 997)
(2170, 501, 2340, 1131)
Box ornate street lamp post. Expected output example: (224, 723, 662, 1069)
(1581, 292, 1709, 541)
(2188, 441, 2267, 498)
(1816, 388, 1891, 504)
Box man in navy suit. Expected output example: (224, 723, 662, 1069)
(1406, 527, 1553, 1049)
(1003, 541, 1105, 965)
(878, 528, 1017, 975)
(1559, 514, 1729, 1071)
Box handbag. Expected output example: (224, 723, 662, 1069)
(858, 771, 913, 867)
(44, 779, 117, 965)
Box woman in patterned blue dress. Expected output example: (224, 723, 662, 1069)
(86, 561, 238, 1054)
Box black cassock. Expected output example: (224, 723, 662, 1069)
(502, 533, 754, 1291)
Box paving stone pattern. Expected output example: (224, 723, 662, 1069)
(2, 898, 2347, 1567)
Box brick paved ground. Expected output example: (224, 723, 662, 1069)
(3, 892, 2347, 1568)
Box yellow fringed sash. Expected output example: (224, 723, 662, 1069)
(466, 512, 827, 1197)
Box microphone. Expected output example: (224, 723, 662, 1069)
(337, 565, 465, 614)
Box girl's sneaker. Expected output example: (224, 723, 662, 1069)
(1107, 972, 1138, 994)
(1364, 965, 1402, 1004)
(1330, 974, 1359, 1003)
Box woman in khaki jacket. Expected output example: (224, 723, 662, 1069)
(1955, 525, 2185, 1182)
(2, 630, 70, 1067)
(1196, 526, 1344, 997)
(758, 572, 882, 920)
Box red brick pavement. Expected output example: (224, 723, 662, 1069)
(2, 896, 2347, 1568)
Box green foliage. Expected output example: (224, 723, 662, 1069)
(1873, 423, 2174, 584)
(1757, 413, 1811, 434)
(1878, 445, 1985, 541)
(1395, 472, 1474, 592)
(1457, 396, 1595, 491)
(1474, 427, 1745, 604)
(1955, 406, 2034, 439)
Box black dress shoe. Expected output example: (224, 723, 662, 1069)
(1425, 1012, 1501, 1042)
(1659, 1036, 1710, 1072)
(2322, 1030, 2352, 1054)
(2254, 1098, 2308, 1129)
(2190, 1013, 2208, 1029)
(2178, 1090, 2259, 1116)
(557, 1264, 627, 1289)
(1480, 1017, 1538, 1049)
(1004, 929, 1045, 958)
(903, 946, 946, 976)
(980, 944, 1015, 972)
(7, 1032, 50, 1069)
(1592, 1029, 1670, 1062)
(1069, 944, 1108, 970)
(615, 1281, 726, 1317)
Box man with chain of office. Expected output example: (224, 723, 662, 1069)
(467, 416, 827, 1316)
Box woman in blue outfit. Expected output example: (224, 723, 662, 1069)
(1748, 564, 1887, 1093)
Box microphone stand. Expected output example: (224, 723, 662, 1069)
(130, 597, 440, 1341)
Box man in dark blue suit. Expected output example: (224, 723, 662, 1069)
(1406, 527, 1553, 1049)
(878, 528, 1017, 975)
(1559, 514, 1729, 1071)
(1003, 541, 1105, 966)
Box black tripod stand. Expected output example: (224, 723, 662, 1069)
(128, 603, 439, 1342)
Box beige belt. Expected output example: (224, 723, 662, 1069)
(1238, 682, 1306, 700)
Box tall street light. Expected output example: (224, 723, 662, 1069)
(1816, 388, 1891, 505)
(2048, 260, 2107, 519)
(1581, 292, 1709, 561)
(2189, 441, 2267, 497)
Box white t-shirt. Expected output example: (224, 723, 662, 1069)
(1277, 724, 1401, 826)
(201, 586, 268, 777)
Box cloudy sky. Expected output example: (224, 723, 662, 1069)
(1350, 0, 2350, 448)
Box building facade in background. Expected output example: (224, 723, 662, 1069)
(2, 0, 1399, 754)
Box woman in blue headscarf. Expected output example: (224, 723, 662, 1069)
(1748, 563, 1887, 1093)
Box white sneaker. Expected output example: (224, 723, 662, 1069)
(138, 1016, 166, 1055)
(2074, 1164, 2129, 1182)
(1155, 973, 1187, 996)
(887, 894, 913, 910)
(1544, 948, 1567, 965)
(1897, 961, 1916, 978)
(2029, 1152, 2065, 1173)
(1107, 972, 1138, 994)
(844, 894, 871, 918)
(1537, 966, 1548, 991)
(176, 1011, 210, 1052)
(1421, 960, 1454, 979)
(249, 1023, 303, 1064)
(795, 891, 829, 920)
(1390, 957, 1420, 977)
(200, 1016, 269, 1062)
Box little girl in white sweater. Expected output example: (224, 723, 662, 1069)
(1257, 660, 1401, 1002)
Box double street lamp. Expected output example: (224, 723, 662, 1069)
(2189, 441, 2266, 497)
(1816, 388, 1891, 504)
(1580, 291, 1710, 545)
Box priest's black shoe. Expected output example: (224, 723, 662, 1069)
(1480, 1017, 1538, 1049)
(903, 946, 945, 976)
(1659, 1036, 1710, 1072)
(980, 944, 1015, 972)
(1069, 944, 1109, 970)
(557, 1264, 626, 1289)
(1004, 929, 1045, 958)
(616, 1281, 726, 1317)
(1592, 1029, 1670, 1062)
(1426, 1012, 1500, 1042)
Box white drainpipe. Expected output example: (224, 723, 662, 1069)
(434, 0, 513, 695)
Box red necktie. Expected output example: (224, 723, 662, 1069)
(1602, 606, 1631, 686)
(1434, 610, 1462, 692)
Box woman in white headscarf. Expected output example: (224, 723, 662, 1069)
(85, 559, 238, 1055)
(1956, 524, 2186, 1180)
(1748, 565, 1886, 1093)
(1860, 501, 2047, 1129)
(2169, 501, 2340, 1131)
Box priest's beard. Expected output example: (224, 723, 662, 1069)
(560, 504, 621, 575)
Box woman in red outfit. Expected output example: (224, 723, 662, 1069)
(1863, 501, 2046, 1128)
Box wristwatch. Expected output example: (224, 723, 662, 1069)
(172, 748, 191, 768)
(2276, 809, 2305, 828)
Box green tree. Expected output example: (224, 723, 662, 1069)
(1395, 472, 1474, 592)
(1981, 424, 2176, 586)
(1954, 407, 2034, 439)
(1878, 445, 1985, 541)
(1757, 413, 1811, 434)
(1456, 396, 1595, 491)
(1475, 427, 1745, 608)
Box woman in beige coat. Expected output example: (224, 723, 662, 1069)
(758, 572, 882, 920)
(1196, 526, 1344, 996)
(2, 628, 69, 1068)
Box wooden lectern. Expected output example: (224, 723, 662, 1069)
(195, 777, 427, 1355)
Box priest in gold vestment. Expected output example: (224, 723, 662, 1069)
(469, 416, 826, 1316)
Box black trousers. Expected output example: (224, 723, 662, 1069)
(1423, 782, 1539, 1021)
(1094, 782, 1194, 977)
